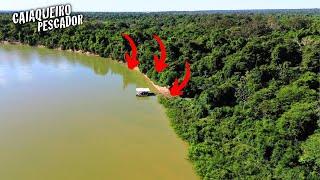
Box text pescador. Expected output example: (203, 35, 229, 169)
(12, 4, 83, 32)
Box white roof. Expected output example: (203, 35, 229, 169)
(136, 88, 150, 92)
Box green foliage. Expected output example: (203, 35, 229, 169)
(299, 132, 320, 177)
(276, 102, 318, 140)
(1, 12, 319, 179)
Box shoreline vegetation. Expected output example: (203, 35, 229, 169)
(0, 45, 198, 180)
(0, 40, 171, 96)
(1, 12, 319, 179)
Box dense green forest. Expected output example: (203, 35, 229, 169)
(0, 11, 319, 179)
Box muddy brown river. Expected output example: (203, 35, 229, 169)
(0, 44, 197, 180)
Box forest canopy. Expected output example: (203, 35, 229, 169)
(0, 10, 319, 179)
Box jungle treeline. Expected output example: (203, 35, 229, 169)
(0, 11, 319, 179)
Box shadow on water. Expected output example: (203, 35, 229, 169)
(0, 44, 156, 92)
(0, 44, 198, 180)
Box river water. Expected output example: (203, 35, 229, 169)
(0, 44, 197, 180)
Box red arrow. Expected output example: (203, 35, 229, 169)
(153, 35, 168, 73)
(170, 62, 191, 96)
(122, 33, 139, 69)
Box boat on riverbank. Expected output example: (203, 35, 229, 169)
(136, 88, 154, 96)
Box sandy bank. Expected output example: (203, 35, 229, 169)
(1, 40, 170, 96)
(133, 67, 170, 97)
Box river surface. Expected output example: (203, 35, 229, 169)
(0, 44, 197, 180)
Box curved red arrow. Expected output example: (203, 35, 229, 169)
(170, 62, 191, 96)
(153, 35, 168, 73)
(122, 33, 139, 69)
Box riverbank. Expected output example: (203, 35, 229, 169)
(0, 40, 170, 96)
(133, 67, 171, 96)
(0, 45, 197, 179)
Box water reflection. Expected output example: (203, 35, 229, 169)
(0, 44, 197, 180)
(16, 65, 32, 82)
(0, 44, 156, 92)
(56, 61, 72, 73)
(0, 64, 6, 86)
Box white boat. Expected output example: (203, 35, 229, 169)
(136, 88, 152, 96)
